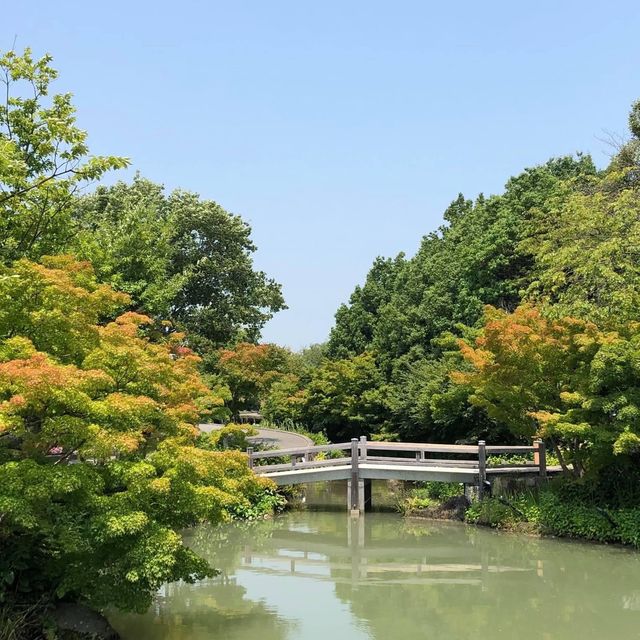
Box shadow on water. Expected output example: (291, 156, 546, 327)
(109, 484, 640, 640)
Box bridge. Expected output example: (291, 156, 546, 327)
(248, 437, 551, 514)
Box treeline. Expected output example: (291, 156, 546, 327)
(243, 99, 640, 488)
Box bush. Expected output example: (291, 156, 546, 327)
(464, 487, 640, 548)
(196, 424, 258, 451)
(398, 482, 464, 515)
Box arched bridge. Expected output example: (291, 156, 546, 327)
(248, 437, 554, 514)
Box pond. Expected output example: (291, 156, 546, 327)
(109, 483, 640, 640)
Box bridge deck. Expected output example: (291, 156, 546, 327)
(260, 462, 480, 485)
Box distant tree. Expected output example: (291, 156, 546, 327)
(214, 342, 294, 417)
(302, 353, 388, 441)
(327, 255, 404, 359)
(262, 374, 307, 424)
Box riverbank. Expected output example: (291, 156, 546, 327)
(398, 482, 640, 548)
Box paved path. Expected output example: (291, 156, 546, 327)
(198, 424, 313, 449)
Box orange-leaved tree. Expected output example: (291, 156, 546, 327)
(215, 342, 294, 418)
(0, 257, 277, 613)
(454, 305, 640, 477)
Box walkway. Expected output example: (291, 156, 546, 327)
(198, 423, 313, 450)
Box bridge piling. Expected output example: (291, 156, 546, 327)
(477, 440, 487, 500)
(349, 438, 360, 515)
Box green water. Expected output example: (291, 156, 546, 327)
(109, 491, 640, 639)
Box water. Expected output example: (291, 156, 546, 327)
(109, 487, 640, 640)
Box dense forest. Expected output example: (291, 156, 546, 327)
(2, 46, 640, 637)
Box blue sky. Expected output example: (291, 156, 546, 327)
(6, 1, 640, 349)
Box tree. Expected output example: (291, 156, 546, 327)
(327, 255, 404, 359)
(262, 374, 307, 425)
(0, 48, 128, 261)
(455, 305, 640, 477)
(214, 342, 294, 417)
(74, 176, 286, 347)
(523, 173, 640, 325)
(0, 257, 276, 615)
(383, 331, 506, 444)
(301, 353, 388, 441)
(320, 156, 596, 443)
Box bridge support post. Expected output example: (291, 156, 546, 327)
(347, 479, 372, 513)
(363, 479, 372, 511)
(535, 438, 547, 482)
(477, 440, 487, 500)
(349, 438, 361, 515)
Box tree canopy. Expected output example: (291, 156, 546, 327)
(0, 49, 282, 625)
(0, 48, 128, 261)
(74, 176, 286, 347)
(265, 99, 640, 485)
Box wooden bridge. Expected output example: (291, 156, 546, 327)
(248, 437, 550, 514)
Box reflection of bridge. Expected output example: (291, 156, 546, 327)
(248, 437, 551, 513)
(240, 517, 537, 587)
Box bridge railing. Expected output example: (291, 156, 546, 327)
(248, 437, 547, 487)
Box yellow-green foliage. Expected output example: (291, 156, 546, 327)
(197, 423, 258, 451)
(0, 258, 276, 614)
(456, 305, 640, 477)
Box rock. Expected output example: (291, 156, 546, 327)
(52, 603, 120, 639)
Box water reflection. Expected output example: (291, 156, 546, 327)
(110, 509, 640, 640)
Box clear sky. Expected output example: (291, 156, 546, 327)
(5, 1, 640, 349)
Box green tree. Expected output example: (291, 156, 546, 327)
(302, 353, 388, 441)
(321, 156, 596, 443)
(327, 255, 404, 359)
(0, 48, 128, 261)
(524, 174, 640, 325)
(214, 342, 294, 417)
(74, 176, 286, 347)
(383, 331, 505, 443)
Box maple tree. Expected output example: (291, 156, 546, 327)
(455, 305, 640, 477)
(214, 342, 294, 417)
(0, 49, 128, 261)
(0, 257, 277, 613)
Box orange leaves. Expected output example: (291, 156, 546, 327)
(0, 352, 113, 405)
(215, 342, 294, 414)
(0, 257, 226, 460)
(452, 304, 600, 439)
(453, 303, 640, 474)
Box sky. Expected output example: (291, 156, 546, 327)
(5, 1, 640, 349)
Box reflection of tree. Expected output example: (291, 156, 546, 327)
(110, 511, 640, 640)
(185, 519, 283, 575)
(110, 577, 293, 640)
(109, 519, 295, 640)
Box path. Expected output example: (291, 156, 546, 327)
(198, 423, 313, 449)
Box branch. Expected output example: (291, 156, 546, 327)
(0, 166, 79, 205)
